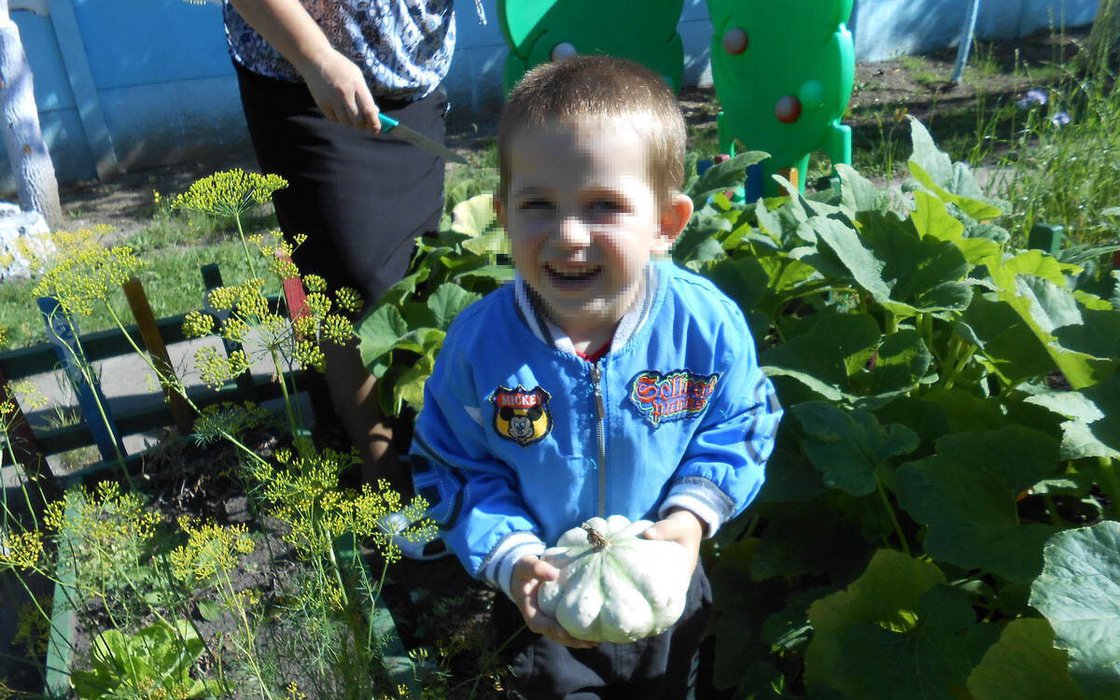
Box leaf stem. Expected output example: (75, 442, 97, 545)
(876, 479, 910, 556)
(1097, 457, 1120, 519)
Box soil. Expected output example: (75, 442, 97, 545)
(54, 28, 1090, 240)
(1, 420, 500, 699)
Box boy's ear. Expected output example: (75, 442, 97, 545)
(655, 193, 693, 253)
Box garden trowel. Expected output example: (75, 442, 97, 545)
(378, 114, 467, 164)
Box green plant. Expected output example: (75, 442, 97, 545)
(537, 515, 692, 644)
(668, 118, 1118, 699)
(70, 619, 219, 700)
(358, 192, 510, 415)
(0, 168, 436, 698)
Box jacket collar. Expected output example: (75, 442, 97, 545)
(513, 263, 660, 358)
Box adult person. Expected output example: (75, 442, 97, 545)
(223, 0, 465, 491)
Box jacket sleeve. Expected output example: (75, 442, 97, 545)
(658, 314, 782, 536)
(409, 335, 545, 598)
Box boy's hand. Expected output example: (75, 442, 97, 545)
(642, 509, 704, 574)
(510, 555, 597, 649)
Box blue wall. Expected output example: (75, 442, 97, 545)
(1, 0, 1099, 190)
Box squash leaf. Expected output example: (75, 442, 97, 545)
(1030, 522, 1120, 700)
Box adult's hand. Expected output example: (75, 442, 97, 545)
(227, 0, 381, 132)
(301, 48, 381, 132)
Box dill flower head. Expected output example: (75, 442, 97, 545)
(182, 310, 215, 339)
(170, 516, 254, 583)
(192, 401, 273, 446)
(171, 169, 288, 219)
(334, 287, 364, 314)
(0, 530, 45, 571)
(40, 482, 160, 589)
(194, 346, 250, 390)
(0, 325, 7, 348)
(32, 232, 143, 317)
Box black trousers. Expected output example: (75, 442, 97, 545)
(491, 565, 712, 700)
(234, 63, 448, 306)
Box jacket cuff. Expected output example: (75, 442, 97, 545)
(659, 477, 736, 538)
(479, 531, 546, 600)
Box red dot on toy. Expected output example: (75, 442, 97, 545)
(723, 27, 748, 55)
(775, 95, 802, 124)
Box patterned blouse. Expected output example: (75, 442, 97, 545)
(223, 0, 457, 101)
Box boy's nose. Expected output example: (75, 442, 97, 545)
(555, 215, 591, 248)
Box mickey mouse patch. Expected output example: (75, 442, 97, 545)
(629, 370, 720, 426)
(491, 385, 553, 446)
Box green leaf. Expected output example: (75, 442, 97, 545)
(750, 507, 870, 579)
(357, 305, 409, 367)
(1025, 375, 1120, 459)
(461, 228, 509, 256)
(811, 215, 894, 300)
(835, 162, 889, 214)
(849, 328, 934, 398)
(450, 193, 497, 237)
(961, 296, 1058, 386)
(394, 353, 435, 412)
(907, 117, 1004, 219)
(830, 585, 998, 700)
(967, 618, 1083, 700)
(425, 283, 481, 330)
(911, 190, 965, 242)
(895, 427, 1062, 583)
(704, 256, 769, 314)
(857, 211, 973, 313)
(805, 550, 946, 692)
(687, 151, 768, 206)
(762, 312, 880, 402)
(793, 402, 919, 496)
(1055, 307, 1120, 360)
(455, 263, 515, 286)
(197, 599, 222, 622)
(707, 537, 771, 691)
(995, 276, 1114, 389)
(1030, 522, 1120, 700)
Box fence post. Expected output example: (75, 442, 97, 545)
(36, 296, 126, 465)
(122, 277, 194, 435)
(1028, 223, 1064, 255)
(279, 258, 333, 424)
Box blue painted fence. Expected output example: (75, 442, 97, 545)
(2, 0, 1098, 189)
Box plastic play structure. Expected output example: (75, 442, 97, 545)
(497, 0, 686, 93)
(496, 0, 855, 202)
(708, 0, 855, 199)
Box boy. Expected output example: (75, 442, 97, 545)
(410, 55, 782, 698)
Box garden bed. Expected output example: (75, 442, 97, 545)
(19, 423, 497, 699)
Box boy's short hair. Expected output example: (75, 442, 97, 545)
(498, 55, 687, 204)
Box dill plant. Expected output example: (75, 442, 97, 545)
(1, 168, 436, 697)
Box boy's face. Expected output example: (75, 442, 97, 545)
(496, 117, 691, 342)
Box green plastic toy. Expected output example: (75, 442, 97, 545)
(706, 0, 855, 199)
(498, 0, 685, 93)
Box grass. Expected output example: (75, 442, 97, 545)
(0, 212, 278, 348)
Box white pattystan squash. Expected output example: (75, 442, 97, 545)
(536, 514, 692, 644)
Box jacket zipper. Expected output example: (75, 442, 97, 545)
(590, 362, 607, 517)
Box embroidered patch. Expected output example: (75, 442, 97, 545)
(629, 370, 720, 426)
(491, 385, 553, 445)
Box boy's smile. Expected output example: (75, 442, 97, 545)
(496, 117, 692, 349)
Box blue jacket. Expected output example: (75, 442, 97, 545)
(410, 260, 782, 597)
